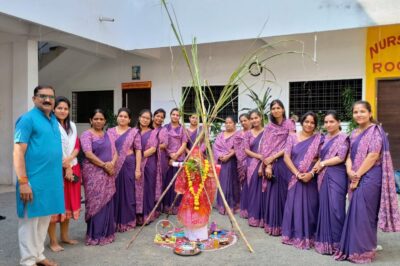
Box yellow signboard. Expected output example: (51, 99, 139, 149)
(366, 24, 400, 115)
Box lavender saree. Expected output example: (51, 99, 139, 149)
(186, 126, 202, 150)
(160, 123, 188, 213)
(155, 126, 168, 190)
(335, 125, 400, 263)
(261, 119, 295, 236)
(108, 127, 141, 232)
(314, 132, 349, 254)
(240, 130, 264, 227)
(281, 133, 322, 249)
(213, 131, 240, 214)
(137, 129, 161, 224)
(81, 130, 116, 245)
(234, 131, 248, 185)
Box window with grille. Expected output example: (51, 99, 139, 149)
(182, 85, 238, 122)
(289, 79, 362, 121)
(72, 90, 114, 123)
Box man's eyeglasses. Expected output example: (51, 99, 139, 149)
(35, 94, 55, 100)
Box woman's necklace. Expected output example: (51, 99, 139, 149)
(299, 130, 313, 141)
(356, 123, 373, 135)
(90, 128, 104, 137)
(116, 126, 129, 135)
(327, 130, 340, 139)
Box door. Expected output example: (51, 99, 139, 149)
(377, 79, 400, 169)
(122, 88, 151, 125)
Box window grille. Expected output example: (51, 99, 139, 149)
(182, 85, 238, 122)
(71, 90, 114, 123)
(289, 79, 362, 120)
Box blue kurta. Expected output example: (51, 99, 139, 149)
(14, 107, 65, 218)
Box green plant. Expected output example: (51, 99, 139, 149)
(105, 110, 117, 129)
(241, 87, 272, 125)
(341, 87, 357, 133)
(210, 121, 223, 144)
(316, 110, 327, 133)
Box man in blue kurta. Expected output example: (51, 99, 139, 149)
(14, 85, 64, 266)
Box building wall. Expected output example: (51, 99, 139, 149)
(1, 0, 398, 50)
(46, 28, 365, 133)
(365, 24, 400, 115)
(0, 43, 13, 184)
(0, 35, 38, 185)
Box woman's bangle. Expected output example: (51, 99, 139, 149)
(310, 172, 315, 178)
(295, 172, 300, 178)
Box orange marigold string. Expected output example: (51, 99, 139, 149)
(184, 159, 209, 211)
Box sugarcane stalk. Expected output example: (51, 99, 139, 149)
(126, 135, 203, 249)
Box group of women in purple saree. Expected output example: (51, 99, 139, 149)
(214, 100, 399, 264)
(78, 99, 399, 264)
(80, 108, 166, 246)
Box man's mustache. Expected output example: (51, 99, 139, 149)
(43, 102, 52, 105)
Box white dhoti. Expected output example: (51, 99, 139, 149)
(18, 214, 51, 266)
(184, 225, 208, 241)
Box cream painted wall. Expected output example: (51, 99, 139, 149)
(0, 38, 38, 185)
(46, 28, 365, 133)
(0, 43, 13, 184)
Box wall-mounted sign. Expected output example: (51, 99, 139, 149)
(365, 24, 400, 114)
(121, 81, 152, 90)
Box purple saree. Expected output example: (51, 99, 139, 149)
(240, 130, 264, 227)
(108, 127, 141, 232)
(137, 129, 161, 224)
(261, 119, 295, 236)
(186, 126, 203, 150)
(213, 131, 240, 214)
(314, 132, 349, 254)
(335, 125, 400, 263)
(81, 130, 116, 245)
(281, 133, 322, 249)
(155, 126, 168, 189)
(160, 123, 188, 213)
(234, 130, 248, 185)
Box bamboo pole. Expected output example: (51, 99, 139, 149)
(206, 139, 254, 253)
(201, 119, 255, 253)
(126, 0, 254, 253)
(126, 125, 254, 252)
(126, 135, 203, 249)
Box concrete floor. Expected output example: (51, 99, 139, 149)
(1, 187, 400, 266)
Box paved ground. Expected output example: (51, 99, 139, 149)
(1, 187, 400, 266)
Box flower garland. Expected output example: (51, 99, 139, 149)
(184, 159, 210, 211)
